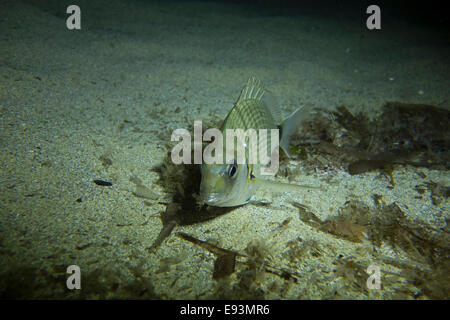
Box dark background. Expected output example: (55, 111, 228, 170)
(169, 0, 450, 29)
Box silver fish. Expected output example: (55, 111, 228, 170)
(200, 77, 313, 207)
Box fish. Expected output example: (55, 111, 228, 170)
(200, 77, 318, 207)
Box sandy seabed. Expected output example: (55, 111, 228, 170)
(0, 0, 448, 299)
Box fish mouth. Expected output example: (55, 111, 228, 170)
(199, 192, 222, 205)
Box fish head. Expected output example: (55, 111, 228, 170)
(200, 161, 253, 207)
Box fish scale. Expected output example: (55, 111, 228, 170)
(221, 79, 278, 164)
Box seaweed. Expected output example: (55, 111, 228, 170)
(348, 159, 390, 175)
(293, 200, 369, 242)
(321, 220, 368, 242)
(291, 198, 449, 299)
(176, 232, 242, 258)
(285, 238, 325, 263)
(325, 200, 371, 242)
(373, 201, 450, 266)
(370, 200, 449, 299)
(332, 106, 373, 150)
(176, 232, 240, 282)
(293, 101, 449, 176)
(425, 181, 450, 206)
(177, 232, 301, 297)
(332, 257, 369, 295)
(147, 203, 180, 251)
(292, 202, 322, 228)
(213, 253, 237, 280)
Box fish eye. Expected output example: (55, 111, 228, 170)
(228, 162, 238, 178)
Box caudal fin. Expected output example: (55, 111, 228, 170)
(279, 106, 305, 157)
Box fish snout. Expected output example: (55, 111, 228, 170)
(199, 190, 220, 205)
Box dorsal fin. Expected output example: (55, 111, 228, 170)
(235, 77, 283, 123)
(235, 77, 265, 104)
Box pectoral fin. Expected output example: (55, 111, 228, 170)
(254, 177, 324, 194)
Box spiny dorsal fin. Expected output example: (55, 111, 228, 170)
(235, 77, 283, 123)
(235, 77, 265, 104)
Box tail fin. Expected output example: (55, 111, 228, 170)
(279, 106, 305, 157)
